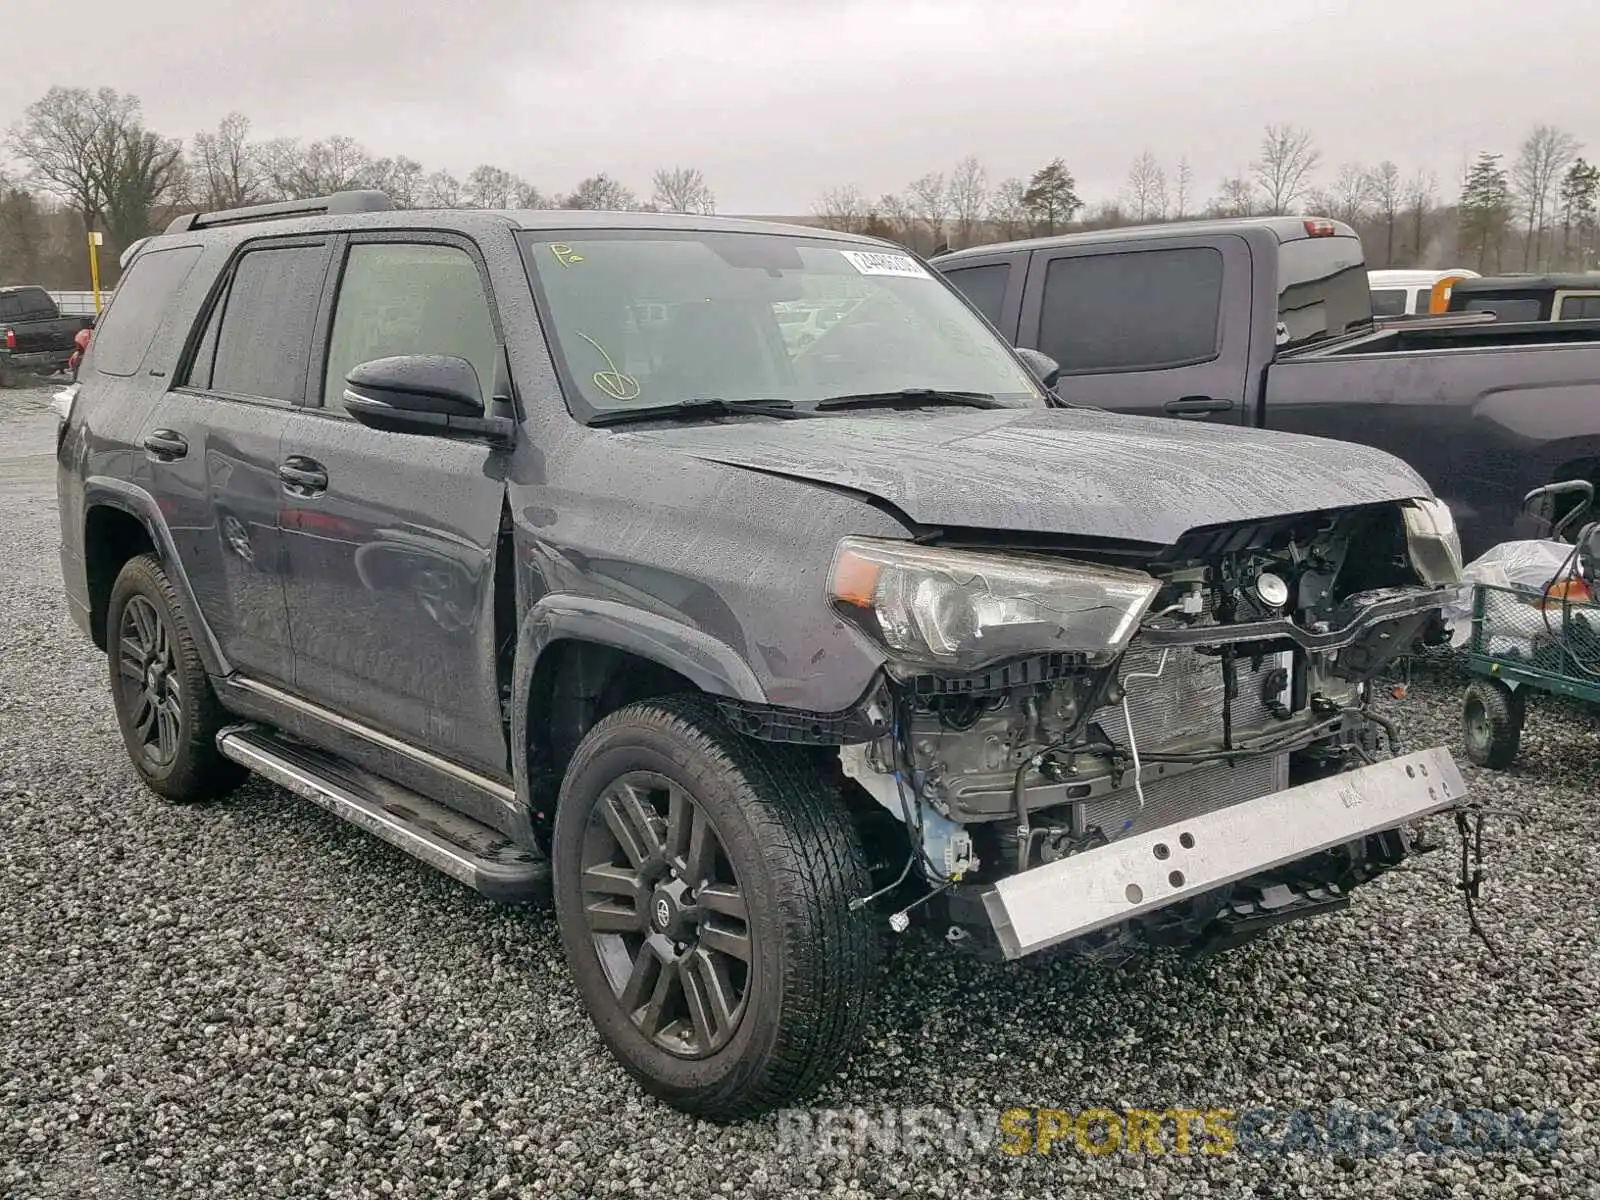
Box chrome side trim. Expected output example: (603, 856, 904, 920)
(226, 676, 515, 803)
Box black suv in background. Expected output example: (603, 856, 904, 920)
(58, 191, 1467, 1118)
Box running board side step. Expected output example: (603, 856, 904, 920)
(216, 724, 549, 903)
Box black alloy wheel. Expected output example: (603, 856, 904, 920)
(580, 772, 753, 1058)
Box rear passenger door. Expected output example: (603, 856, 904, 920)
(277, 232, 512, 777)
(1017, 234, 1253, 425)
(138, 236, 331, 688)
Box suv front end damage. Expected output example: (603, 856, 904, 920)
(823, 499, 1467, 961)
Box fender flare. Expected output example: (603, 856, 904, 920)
(82, 477, 231, 677)
(508, 593, 767, 813)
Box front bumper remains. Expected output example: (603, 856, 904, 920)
(980, 746, 1465, 960)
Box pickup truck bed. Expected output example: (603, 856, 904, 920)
(0, 286, 95, 385)
(933, 218, 1600, 559)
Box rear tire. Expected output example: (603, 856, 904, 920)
(552, 694, 878, 1120)
(1462, 679, 1524, 769)
(107, 553, 245, 802)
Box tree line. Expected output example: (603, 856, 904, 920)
(2, 86, 1596, 291)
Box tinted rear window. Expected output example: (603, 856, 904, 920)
(1558, 295, 1600, 321)
(1369, 288, 1408, 317)
(209, 243, 330, 401)
(1276, 236, 1370, 348)
(1037, 246, 1223, 373)
(1462, 297, 1542, 322)
(942, 263, 1011, 326)
(90, 246, 205, 377)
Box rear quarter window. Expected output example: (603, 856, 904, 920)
(942, 263, 1011, 327)
(90, 245, 206, 377)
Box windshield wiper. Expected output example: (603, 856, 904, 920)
(815, 388, 1005, 412)
(588, 397, 807, 427)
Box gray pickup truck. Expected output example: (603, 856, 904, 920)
(933, 217, 1600, 559)
(0, 285, 95, 385)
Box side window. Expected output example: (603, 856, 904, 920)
(1038, 247, 1224, 374)
(942, 263, 1011, 327)
(88, 245, 205, 377)
(322, 242, 499, 414)
(209, 243, 330, 401)
(1369, 288, 1408, 317)
(1558, 295, 1600, 321)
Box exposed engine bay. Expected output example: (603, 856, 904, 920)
(831, 501, 1463, 960)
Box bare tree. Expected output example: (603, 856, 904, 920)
(988, 177, 1029, 240)
(1209, 175, 1257, 218)
(1123, 151, 1168, 222)
(8, 87, 182, 260)
(650, 166, 715, 214)
(1315, 162, 1372, 227)
(1512, 124, 1581, 269)
(190, 112, 263, 209)
(1369, 161, 1403, 267)
(1252, 124, 1320, 215)
(947, 155, 988, 248)
(814, 184, 867, 233)
(420, 169, 465, 208)
(369, 156, 425, 208)
(562, 173, 637, 211)
(1404, 169, 1436, 263)
(906, 172, 949, 247)
(515, 181, 552, 208)
(7, 86, 115, 228)
(1174, 156, 1193, 219)
(874, 192, 917, 247)
(465, 164, 522, 209)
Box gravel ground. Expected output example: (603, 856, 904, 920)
(2, 381, 1597, 1199)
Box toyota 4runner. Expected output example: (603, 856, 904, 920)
(57, 190, 1468, 1119)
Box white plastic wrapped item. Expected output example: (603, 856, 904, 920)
(1441, 538, 1575, 650)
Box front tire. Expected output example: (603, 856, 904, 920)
(552, 695, 878, 1120)
(107, 553, 245, 802)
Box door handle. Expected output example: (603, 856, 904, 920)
(1164, 396, 1234, 417)
(142, 430, 188, 459)
(278, 456, 329, 495)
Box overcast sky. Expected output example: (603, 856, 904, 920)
(2, 0, 1593, 213)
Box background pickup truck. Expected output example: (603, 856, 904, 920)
(0, 285, 95, 387)
(933, 217, 1600, 559)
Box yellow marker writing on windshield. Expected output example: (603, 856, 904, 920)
(574, 332, 640, 400)
(551, 243, 584, 267)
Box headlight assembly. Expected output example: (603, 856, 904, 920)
(1402, 498, 1464, 586)
(827, 537, 1161, 672)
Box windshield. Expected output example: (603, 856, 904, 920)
(518, 230, 1045, 419)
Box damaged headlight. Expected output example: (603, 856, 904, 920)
(1402, 498, 1463, 586)
(827, 537, 1160, 672)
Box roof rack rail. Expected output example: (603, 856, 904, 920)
(166, 189, 394, 234)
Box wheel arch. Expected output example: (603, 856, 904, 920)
(510, 595, 768, 837)
(80, 478, 228, 675)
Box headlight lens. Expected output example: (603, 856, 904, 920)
(827, 537, 1161, 672)
(1402, 498, 1464, 585)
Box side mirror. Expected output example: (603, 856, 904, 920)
(1014, 347, 1062, 390)
(343, 355, 514, 445)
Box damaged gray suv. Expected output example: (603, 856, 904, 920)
(57, 191, 1467, 1119)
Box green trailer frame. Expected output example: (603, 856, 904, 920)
(1461, 581, 1600, 767)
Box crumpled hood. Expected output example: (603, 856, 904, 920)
(621, 405, 1431, 545)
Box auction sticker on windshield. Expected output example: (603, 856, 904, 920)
(839, 250, 932, 279)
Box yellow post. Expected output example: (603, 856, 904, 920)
(87, 230, 104, 313)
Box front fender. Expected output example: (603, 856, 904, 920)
(507, 593, 768, 816)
